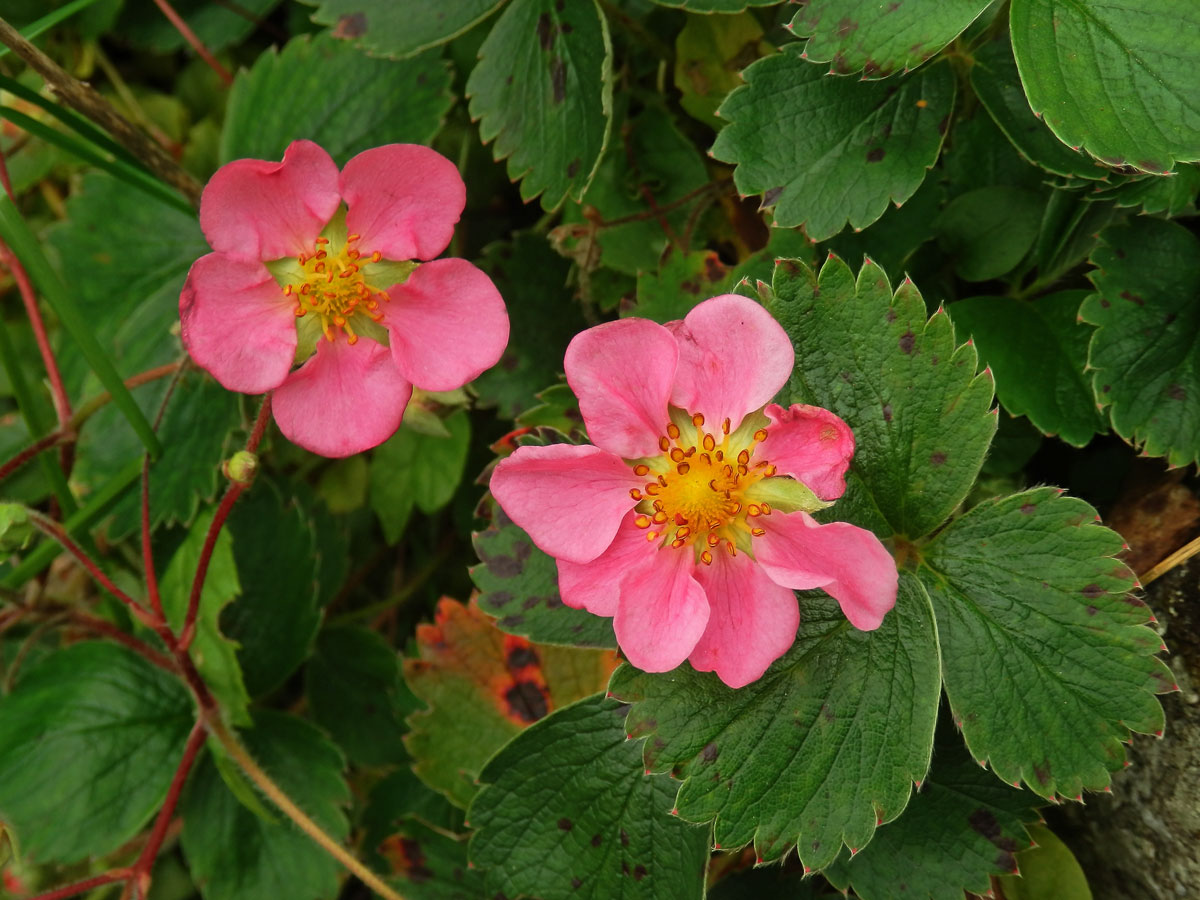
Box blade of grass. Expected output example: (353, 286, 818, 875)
(0, 106, 192, 215)
(0, 194, 163, 458)
(0, 0, 105, 59)
(0, 456, 141, 588)
(0, 317, 75, 513)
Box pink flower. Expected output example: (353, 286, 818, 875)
(180, 140, 509, 457)
(489, 295, 898, 688)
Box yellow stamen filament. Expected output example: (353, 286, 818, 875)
(283, 231, 393, 343)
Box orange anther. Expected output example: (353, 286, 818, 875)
(645, 483, 660, 495)
(738, 450, 750, 465)
(706, 533, 720, 547)
(722, 417, 731, 434)
(634, 464, 650, 476)
(760, 502, 772, 514)
(726, 541, 737, 556)
(738, 464, 749, 476)
(347, 233, 361, 242)
(293, 306, 306, 317)
(691, 413, 705, 427)
(315, 250, 328, 260)
(751, 527, 766, 537)
(700, 551, 713, 566)
(371, 251, 382, 262)
(657, 475, 668, 487)
(671, 538, 686, 549)
(747, 504, 761, 517)
(314, 236, 329, 244)
(314, 262, 325, 273)
(635, 515, 651, 528)
(702, 434, 716, 451)
(653, 500, 664, 511)
(674, 513, 688, 526)
(764, 465, 777, 476)
(646, 531, 659, 542)
(629, 489, 643, 500)
(659, 437, 670, 452)
(676, 463, 690, 475)
(667, 423, 681, 440)
(753, 429, 768, 442)
(676, 526, 691, 538)
(715, 450, 724, 462)
(670, 448, 685, 462)
(653, 511, 668, 524)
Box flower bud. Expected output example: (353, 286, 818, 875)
(222, 451, 259, 485)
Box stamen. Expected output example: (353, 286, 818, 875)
(676, 463, 690, 475)
(634, 515, 651, 529)
(314, 237, 329, 244)
(629, 489, 643, 500)
(760, 503, 772, 515)
(657, 475, 668, 487)
(700, 551, 713, 566)
(676, 526, 691, 538)
(671, 538, 687, 549)
(737, 450, 750, 465)
(652, 511, 668, 524)
(646, 531, 659, 542)
(715, 450, 724, 462)
(646, 483, 661, 496)
(670, 448, 685, 462)
(751, 527, 766, 537)
(667, 423, 681, 440)
(370, 251, 382, 262)
(726, 540, 736, 556)
(738, 464, 749, 476)
(753, 428, 768, 442)
(722, 418, 731, 434)
(706, 533, 720, 547)
(674, 513, 688, 526)
(702, 434, 716, 451)
(691, 413, 705, 427)
(633, 464, 650, 476)
(747, 504, 762, 517)
(347, 233, 361, 242)
(659, 437, 670, 452)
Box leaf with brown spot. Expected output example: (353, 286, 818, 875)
(404, 598, 619, 808)
(306, 0, 505, 59)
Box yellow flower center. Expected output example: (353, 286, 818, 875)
(283, 232, 389, 345)
(630, 411, 778, 565)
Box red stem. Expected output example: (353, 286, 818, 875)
(141, 459, 164, 620)
(70, 612, 177, 675)
(0, 150, 72, 426)
(179, 395, 271, 649)
(25, 870, 131, 900)
(0, 428, 70, 483)
(149, 0, 234, 86)
(128, 719, 207, 893)
(26, 512, 155, 624)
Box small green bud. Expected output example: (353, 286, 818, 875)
(0, 504, 36, 553)
(222, 451, 259, 485)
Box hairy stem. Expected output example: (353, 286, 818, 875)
(206, 716, 405, 900)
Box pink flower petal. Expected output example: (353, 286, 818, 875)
(179, 252, 297, 393)
(199, 140, 340, 263)
(557, 513, 658, 617)
(564, 318, 678, 459)
(669, 294, 794, 432)
(758, 403, 855, 500)
(689, 551, 800, 688)
(272, 336, 412, 458)
(341, 144, 466, 262)
(489, 444, 639, 564)
(382, 258, 509, 392)
(614, 548, 708, 673)
(754, 512, 898, 631)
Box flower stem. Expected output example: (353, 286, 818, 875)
(25, 870, 131, 900)
(0, 427, 72, 484)
(205, 716, 406, 900)
(149, 0, 234, 86)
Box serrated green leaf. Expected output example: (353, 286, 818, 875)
(404, 598, 618, 807)
(221, 481, 322, 696)
(307, 625, 417, 767)
(712, 47, 954, 240)
(970, 36, 1107, 181)
(0, 642, 192, 864)
(303, 0, 504, 59)
(1009, 0, 1200, 174)
(824, 175, 943, 279)
(651, 0, 776, 9)
(468, 694, 711, 900)
(117, 0, 282, 52)
(919, 488, 1170, 798)
(369, 410, 471, 543)
(823, 736, 1041, 900)
(471, 507, 616, 647)
(674, 11, 769, 130)
(609, 576, 940, 870)
(996, 823, 1093, 900)
(707, 866, 827, 899)
(948, 292, 1106, 447)
(941, 111, 1049, 197)
(1081, 218, 1200, 467)
(789, 0, 993, 78)
(181, 711, 350, 900)
(935, 186, 1044, 282)
(768, 255, 995, 539)
(160, 508, 250, 726)
(466, 0, 613, 210)
(221, 31, 452, 166)
(473, 233, 584, 418)
(85, 370, 241, 543)
(1089, 164, 1200, 216)
(625, 248, 734, 323)
(559, 106, 709, 275)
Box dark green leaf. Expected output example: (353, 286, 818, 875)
(824, 175, 943, 279)
(307, 625, 417, 767)
(160, 508, 251, 725)
(789, 0, 992, 78)
(919, 488, 1170, 798)
(473, 233, 583, 418)
(608, 577, 940, 870)
(1091, 164, 1200, 216)
(466, 0, 613, 210)
(222, 481, 322, 696)
(712, 48, 954, 240)
(970, 36, 1108, 181)
(1009, 0, 1200, 174)
(625, 248, 735, 323)
(559, 107, 709, 275)
(0, 643, 192, 864)
(823, 737, 1041, 899)
(940, 111, 1049, 197)
(674, 11, 769, 130)
(995, 823, 1094, 900)
(181, 711, 350, 900)
(650, 0, 777, 10)
(470, 507, 616, 648)
(1081, 218, 1200, 467)
(948, 292, 1105, 447)
(117, 0, 282, 52)
(304, 0, 504, 59)
(468, 694, 711, 900)
(369, 411, 471, 543)
(767, 255, 995, 539)
(221, 32, 452, 166)
(935, 186, 1044, 281)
